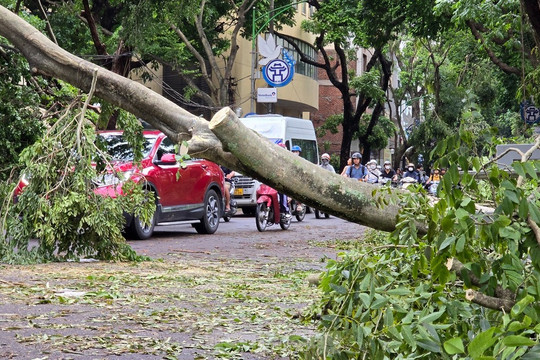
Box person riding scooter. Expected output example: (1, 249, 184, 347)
(345, 152, 367, 181)
(320, 153, 335, 173)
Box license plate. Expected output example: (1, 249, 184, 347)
(234, 188, 243, 196)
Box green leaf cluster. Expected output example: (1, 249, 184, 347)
(0, 97, 151, 263)
(305, 128, 540, 358)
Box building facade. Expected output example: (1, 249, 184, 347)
(232, 4, 319, 119)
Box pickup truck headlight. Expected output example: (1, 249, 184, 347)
(93, 170, 134, 187)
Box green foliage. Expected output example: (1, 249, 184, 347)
(317, 114, 343, 137)
(0, 38, 44, 180)
(357, 114, 396, 152)
(305, 128, 540, 358)
(0, 97, 151, 264)
(350, 70, 385, 104)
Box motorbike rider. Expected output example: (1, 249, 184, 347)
(380, 160, 398, 184)
(345, 152, 367, 181)
(403, 162, 421, 183)
(427, 168, 442, 183)
(320, 153, 335, 173)
(426, 168, 442, 194)
(275, 141, 291, 217)
(417, 164, 428, 186)
(365, 159, 381, 184)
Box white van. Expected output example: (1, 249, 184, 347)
(232, 114, 319, 215)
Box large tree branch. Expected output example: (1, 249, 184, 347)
(446, 258, 516, 308)
(466, 19, 521, 75)
(81, 0, 107, 57)
(465, 289, 514, 312)
(209, 108, 415, 231)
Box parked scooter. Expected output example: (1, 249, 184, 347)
(223, 177, 238, 222)
(255, 184, 291, 231)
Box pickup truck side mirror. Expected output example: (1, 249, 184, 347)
(155, 153, 177, 165)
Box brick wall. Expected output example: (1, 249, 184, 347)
(312, 49, 359, 156)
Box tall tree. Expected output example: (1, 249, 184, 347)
(120, 0, 294, 114)
(278, 0, 443, 168)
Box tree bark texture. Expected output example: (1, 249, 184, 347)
(0, 5, 423, 233)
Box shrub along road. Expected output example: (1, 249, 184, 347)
(0, 213, 366, 359)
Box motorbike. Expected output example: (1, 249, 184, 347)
(427, 180, 440, 196)
(223, 177, 238, 222)
(399, 176, 418, 189)
(379, 177, 399, 188)
(255, 184, 291, 231)
(289, 198, 306, 221)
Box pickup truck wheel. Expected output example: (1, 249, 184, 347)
(194, 189, 220, 234)
(127, 208, 156, 240)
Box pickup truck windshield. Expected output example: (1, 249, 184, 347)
(99, 134, 157, 161)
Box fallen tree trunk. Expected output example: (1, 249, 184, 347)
(0, 5, 422, 232)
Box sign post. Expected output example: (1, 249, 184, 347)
(250, 1, 306, 113)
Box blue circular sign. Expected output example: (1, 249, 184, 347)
(262, 59, 294, 88)
(520, 101, 540, 125)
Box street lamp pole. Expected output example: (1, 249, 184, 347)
(249, 1, 307, 114)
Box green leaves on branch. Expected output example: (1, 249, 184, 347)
(0, 97, 151, 263)
(306, 129, 540, 358)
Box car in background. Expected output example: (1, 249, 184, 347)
(16, 130, 226, 240)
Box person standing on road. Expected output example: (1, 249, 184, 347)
(320, 153, 335, 173)
(290, 145, 304, 212)
(345, 152, 367, 181)
(220, 166, 236, 214)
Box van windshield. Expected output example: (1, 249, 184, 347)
(292, 139, 318, 164)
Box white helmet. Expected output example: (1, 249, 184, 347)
(321, 153, 330, 160)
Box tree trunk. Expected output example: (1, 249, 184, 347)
(359, 52, 392, 160)
(523, 0, 540, 50)
(0, 5, 428, 234)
